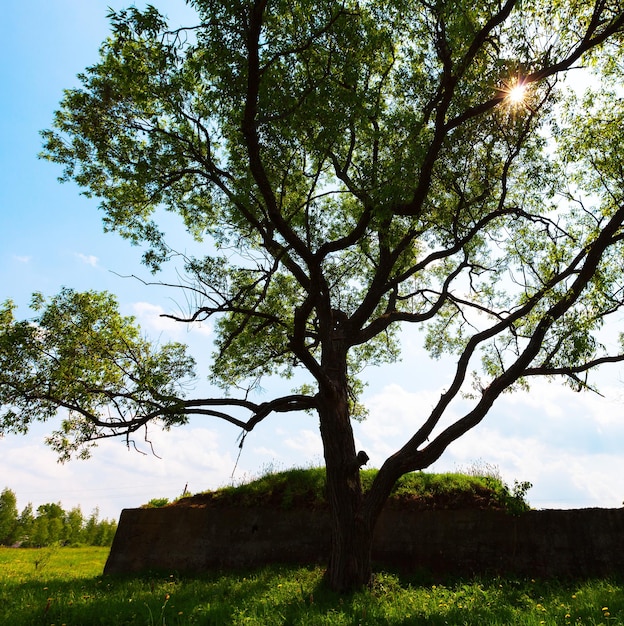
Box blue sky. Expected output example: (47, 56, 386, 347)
(2, 1, 624, 521)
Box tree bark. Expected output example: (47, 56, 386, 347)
(325, 508, 374, 592)
(317, 341, 375, 591)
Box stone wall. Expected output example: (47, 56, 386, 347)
(104, 506, 624, 577)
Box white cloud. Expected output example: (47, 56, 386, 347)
(131, 301, 212, 340)
(283, 429, 323, 456)
(353, 377, 624, 510)
(0, 424, 238, 520)
(440, 427, 624, 509)
(13, 255, 31, 263)
(252, 446, 280, 457)
(75, 253, 99, 267)
(132, 301, 181, 334)
(354, 383, 465, 466)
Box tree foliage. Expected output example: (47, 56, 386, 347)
(0, 290, 195, 460)
(0, 488, 117, 547)
(0, 488, 18, 545)
(2, 0, 624, 589)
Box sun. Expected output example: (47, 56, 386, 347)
(505, 81, 528, 105)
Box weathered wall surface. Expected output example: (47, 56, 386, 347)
(104, 506, 624, 577)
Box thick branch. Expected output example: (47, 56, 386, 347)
(241, 0, 314, 267)
(524, 354, 624, 378)
(398, 203, 624, 470)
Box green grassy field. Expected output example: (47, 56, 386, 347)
(1, 546, 623, 625)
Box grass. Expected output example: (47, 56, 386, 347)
(169, 466, 531, 513)
(2, 547, 623, 625)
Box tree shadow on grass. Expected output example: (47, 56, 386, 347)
(4, 564, 623, 625)
(1, 568, 277, 625)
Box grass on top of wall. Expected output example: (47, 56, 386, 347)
(160, 465, 531, 514)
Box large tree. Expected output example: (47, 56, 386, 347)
(2, 0, 624, 590)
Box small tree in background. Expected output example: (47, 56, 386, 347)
(2, 0, 624, 589)
(16, 503, 34, 545)
(30, 503, 64, 547)
(0, 488, 18, 546)
(64, 507, 85, 546)
(0, 489, 117, 547)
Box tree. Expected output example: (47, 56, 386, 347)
(30, 514, 50, 548)
(16, 503, 34, 546)
(2, 0, 624, 590)
(64, 506, 85, 546)
(32, 503, 65, 546)
(82, 508, 118, 547)
(0, 488, 18, 545)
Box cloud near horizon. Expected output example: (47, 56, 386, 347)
(0, 423, 240, 520)
(2, 376, 624, 521)
(352, 377, 624, 509)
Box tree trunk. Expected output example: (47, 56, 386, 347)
(325, 504, 374, 592)
(317, 357, 375, 591)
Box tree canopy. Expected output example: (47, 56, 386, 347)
(2, 0, 624, 589)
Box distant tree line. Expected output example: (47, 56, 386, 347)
(0, 487, 117, 547)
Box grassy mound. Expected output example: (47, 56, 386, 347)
(168, 467, 531, 514)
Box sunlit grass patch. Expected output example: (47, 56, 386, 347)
(0, 545, 109, 581)
(1, 547, 623, 624)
